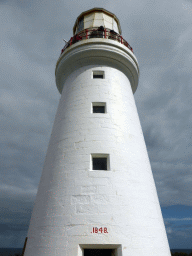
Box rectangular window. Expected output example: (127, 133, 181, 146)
(84, 249, 114, 256)
(92, 102, 106, 113)
(91, 102, 107, 113)
(93, 158, 107, 170)
(79, 244, 122, 256)
(93, 70, 104, 79)
(93, 106, 105, 113)
(91, 154, 110, 171)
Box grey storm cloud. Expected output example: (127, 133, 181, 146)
(0, 0, 192, 248)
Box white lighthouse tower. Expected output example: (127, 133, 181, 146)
(24, 8, 171, 256)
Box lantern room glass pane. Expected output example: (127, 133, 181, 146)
(84, 20, 94, 29)
(77, 17, 84, 33)
(84, 13, 94, 22)
(94, 12, 104, 19)
(103, 14, 113, 23)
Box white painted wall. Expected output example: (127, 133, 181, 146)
(24, 64, 171, 256)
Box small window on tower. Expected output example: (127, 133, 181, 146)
(93, 106, 105, 113)
(91, 154, 110, 171)
(80, 244, 122, 256)
(92, 102, 106, 113)
(93, 71, 104, 79)
(84, 249, 114, 256)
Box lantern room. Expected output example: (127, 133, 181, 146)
(73, 8, 122, 35)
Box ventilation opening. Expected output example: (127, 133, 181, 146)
(93, 71, 104, 79)
(92, 102, 106, 113)
(91, 154, 110, 171)
(84, 249, 115, 256)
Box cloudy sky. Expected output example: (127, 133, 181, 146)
(1, 0, 192, 250)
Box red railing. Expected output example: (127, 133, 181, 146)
(61, 27, 133, 55)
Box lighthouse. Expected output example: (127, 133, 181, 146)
(24, 8, 171, 256)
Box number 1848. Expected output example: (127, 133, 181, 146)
(92, 227, 108, 233)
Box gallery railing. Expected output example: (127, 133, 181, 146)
(60, 27, 133, 55)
